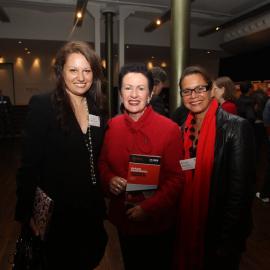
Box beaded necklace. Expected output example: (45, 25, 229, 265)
(84, 98, 97, 185)
(188, 118, 200, 157)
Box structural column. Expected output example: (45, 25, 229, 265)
(103, 9, 115, 118)
(118, 7, 134, 69)
(87, 3, 101, 56)
(170, 0, 190, 114)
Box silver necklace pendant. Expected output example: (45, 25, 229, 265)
(84, 98, 97, 186)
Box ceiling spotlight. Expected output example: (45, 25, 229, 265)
(18, 41, 22, 44)
(76, 11, 82, 19)
(144, 9, 170, 32)
(161, 62, 167, 68)
(147, 61, 153, 70)
(73, 0, 89, 27)
(156, 19, 161, 25)
(215, 26, 220, 31)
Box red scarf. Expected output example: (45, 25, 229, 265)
(176, 99, 218, 270)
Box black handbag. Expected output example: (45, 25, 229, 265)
(12, 225, 45, 270)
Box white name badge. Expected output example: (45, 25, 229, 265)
(89, 114, 100, 127)
(179, 157, 196, 171)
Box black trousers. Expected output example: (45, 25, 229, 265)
(204, 250, 242, 270)
(118, 228, 175, 270)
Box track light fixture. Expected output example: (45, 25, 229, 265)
(198, 2, 270, 36)
(144, 0, 195, 32)
(73, 0, 89, 27)
(0, 7, 10, 22)
(144, 10, 171, 32)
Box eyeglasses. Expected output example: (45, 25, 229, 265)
(180, 84, 210, 97)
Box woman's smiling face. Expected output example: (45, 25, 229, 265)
(120, 72, 151, 121)
(181, 73, 214, 118)
(63, 52, 93, 97)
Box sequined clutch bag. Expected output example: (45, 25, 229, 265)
(32, 187, 54, 241)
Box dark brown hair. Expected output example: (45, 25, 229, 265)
(215, 76, 236, 101)
(52, 41, 105, 131)
(118, 63, 154, 94)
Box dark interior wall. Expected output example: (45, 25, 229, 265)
(219, 46, 270, 82)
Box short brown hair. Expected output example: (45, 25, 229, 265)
(215, 76, 236, 101)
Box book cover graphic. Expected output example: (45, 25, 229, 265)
(32, 187, 54, 241)
(126, 154, 161, 191)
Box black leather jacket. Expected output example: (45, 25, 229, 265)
(204, 108, 256, 268)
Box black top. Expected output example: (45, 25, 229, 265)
(236, 95, 256, 123)
(171, 104, 189, 127)
(15, 92, 107, 222)
(150, 95, 169, 117)
(204, 108, 255, 268)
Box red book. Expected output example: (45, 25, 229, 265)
(126, 154, 161, 191)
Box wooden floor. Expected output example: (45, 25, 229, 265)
(0, 138, 270, 270)
(0, 138, 124, 270)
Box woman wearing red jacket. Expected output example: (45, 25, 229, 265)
(99, 63, 184, 270)
(213, 76, 238, 115)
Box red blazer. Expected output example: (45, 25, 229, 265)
(99, 106, 184, 235)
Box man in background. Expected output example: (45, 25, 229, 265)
(256, 97, 270, 203)
(236, 81, 256, 124)
(150, 66, 169, 117)
(0, 89, 13, 138)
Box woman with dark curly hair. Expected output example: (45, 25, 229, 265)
(15, 41, 108, 270)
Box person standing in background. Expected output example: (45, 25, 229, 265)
(256, 96, 270, 203)
(0, 89, 13, 138)
(174, 65, 255, 270)
(150, 66, 169, 116)
(15, 41, 108, 270)
(236, 80, 256, 123)
(250, 89, 268, 163)
(213, 76, 237, 115)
